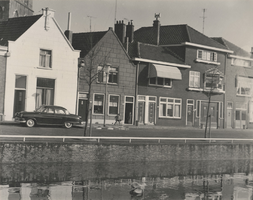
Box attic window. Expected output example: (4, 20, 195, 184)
(39, 49, 52, 68)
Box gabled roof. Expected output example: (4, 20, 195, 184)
(0, 15, 42, 46)
(72, 31, 107, 57)
(212, 37, 251, 58)
(134, 24, 227, 50)
(137, 42, 185, 64)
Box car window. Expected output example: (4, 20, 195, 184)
(55, 108, 65, 114)
(43, 108, 54, 113)
(36, 106, 45, 112)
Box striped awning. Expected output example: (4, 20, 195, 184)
(148, 64, 182, 80)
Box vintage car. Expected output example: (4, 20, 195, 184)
(15, 105, 84, 128)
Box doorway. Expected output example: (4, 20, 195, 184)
(201, 102, 218, 128)
(13, 90, 26, 116)
(78, 99, 88, 121)
(138, 101, 145, 124)
(124, 96, 134, 124)
(226, 102, 233, 128)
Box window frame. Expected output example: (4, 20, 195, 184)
(93, 93, 104, 115)
(39, 49, 52, 69)
(149, 77, 172, 88)
(189, 71, 200, 88)
(159, 97, 182, 119)
(108, 94, 120, 116)
(236, 76, 252, 97)
(97, 66, 119, 85)
(196, 49, 220, 65)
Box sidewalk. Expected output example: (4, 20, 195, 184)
(1, 120, 252, 133)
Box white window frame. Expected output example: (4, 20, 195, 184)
(196, 49, 220, 65)
(149, 77, 172, 88)
(186, 99, 195, 125)
(232, 58, 251, 67)
(236, 76, 252, 97)
(93, 93, 104, 115)
(159, 97, 182, 119)
(39, 49, 52, 69)
(97, 66, 118, 84)
(108, 94, 120, 116)
(189, 71, 200, 88)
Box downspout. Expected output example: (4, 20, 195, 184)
(134, 61, 140, 125)
(223, 53, 228, 129)
(2, 47, 10, 121)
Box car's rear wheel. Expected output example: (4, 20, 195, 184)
(64, 122, 72, 128)
(26, 119, 35, 128)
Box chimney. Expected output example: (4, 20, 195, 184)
(42, 8, 55, 30)
(114, 20, 126, 44)
(126, 20, 134, 43)
(64, 12, 73, 44)
(153, 13, 161, 45)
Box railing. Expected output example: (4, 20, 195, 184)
(0, 135, 253, 144)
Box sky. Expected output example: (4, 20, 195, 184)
(33, 0, 253, 52)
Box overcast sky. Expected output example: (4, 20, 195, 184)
(33, 0, 253, 52)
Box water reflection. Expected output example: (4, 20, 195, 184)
(1, 160, 253, 199)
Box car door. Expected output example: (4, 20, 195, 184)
(37, 107, 55, 124)
(54, 108, 66, 125)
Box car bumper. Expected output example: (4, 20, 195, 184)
(15, 117, 26, 123)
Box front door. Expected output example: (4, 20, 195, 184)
(124, 103, 133, 124)
(187, 105, 194, 126)
(201, 102, 218, 128)
(138, 102, 145, 124)
(78, 99, 88, 121)
(235, 110, 246, 129)
(148, 102, 155, 124)
(13, 90, 26, 116)
(227, 109, 232, 128)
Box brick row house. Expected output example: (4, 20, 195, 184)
(65, 26, 136, 125)
(213, 37, 253, 129)
(0, 6, 80, 121)
(115, 17, 242, 129)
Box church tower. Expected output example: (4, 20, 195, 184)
(0, 0, 33, 21)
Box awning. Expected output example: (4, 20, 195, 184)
(148, 64, 182, 80)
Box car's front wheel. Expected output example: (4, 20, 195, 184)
(64, 122, 72, 128)
(26, 119, 35, 128)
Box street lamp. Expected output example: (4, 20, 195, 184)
(103, 63, 111, 127)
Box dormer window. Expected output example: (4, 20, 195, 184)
(196, 50, 220, 65)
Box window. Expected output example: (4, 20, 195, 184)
(232, 58, 251, 67)
(236, 76, 253, 96)
(36, 78, 55, 108)
(93, 94, 104, 114)
(149, 77, 172, 87)
(197, 50, 217, 62)
(159, 97, 182, 118)
(205, 74, 223, 90)
(39, 49, 52, 68)
(108, 95, 119, 115)
(97, 66, 118, 84)
(189, 71, 200, 87)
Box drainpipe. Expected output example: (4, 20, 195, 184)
(134, 61, 140, 125)
(223, 53, 228, 129)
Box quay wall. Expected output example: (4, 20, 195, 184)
(1, 143, 253, 163)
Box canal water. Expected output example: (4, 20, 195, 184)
(1, 159, 253, 199)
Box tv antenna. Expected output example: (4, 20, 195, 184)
(87, 15, 96, 32)
(201, 9, 206, 34)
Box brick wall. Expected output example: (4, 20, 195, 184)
(0, 55, 6, 119)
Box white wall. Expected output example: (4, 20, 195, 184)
(4, 14, 80, 120)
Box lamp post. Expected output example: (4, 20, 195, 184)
(103, 64, 110, 127)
